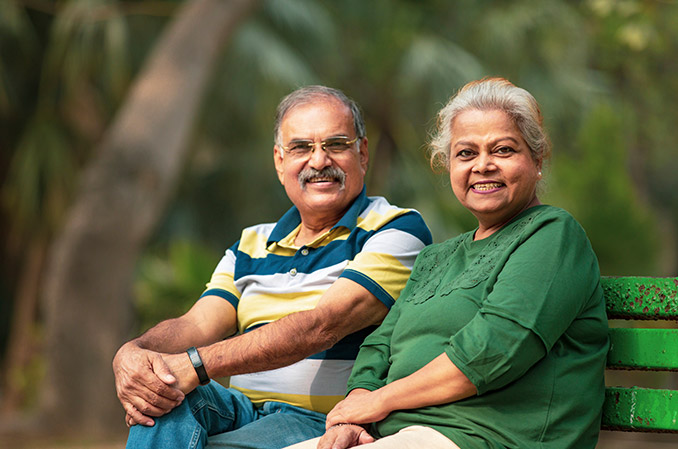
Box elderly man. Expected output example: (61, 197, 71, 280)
(113, 85, 432, 449)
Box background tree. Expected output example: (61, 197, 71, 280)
(2, 0, 259, 437)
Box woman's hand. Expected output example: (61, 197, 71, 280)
(326, 389, 390, 429)
(317, 424, 374, 449)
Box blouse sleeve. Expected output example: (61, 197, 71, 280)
(346, 297, 402, 393)
(445, 211, 601, 395)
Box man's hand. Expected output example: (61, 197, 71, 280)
(113, 342, 185, 427)
(326, 389, 389, 429)
(162, 352, 201, 394)
(317, 424, 374, 449)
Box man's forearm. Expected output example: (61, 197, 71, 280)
(200, 307, 338, 378)
(132, 317, 209, 354)
(131, 296, 236, 354)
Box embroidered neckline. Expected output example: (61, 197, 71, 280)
(404, 207, 544, 305)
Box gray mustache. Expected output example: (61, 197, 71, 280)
(298, 167, 346, 190)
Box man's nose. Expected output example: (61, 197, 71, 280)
(308, 143, 332, 169)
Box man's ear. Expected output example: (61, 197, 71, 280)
(273, 145, 285, 184)
(358, 137, 369, 173)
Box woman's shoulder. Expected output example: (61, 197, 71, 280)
(520, 204, 582, 227)
(517, 205, 590, 242)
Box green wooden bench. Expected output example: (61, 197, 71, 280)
(601, 276, 678, 433)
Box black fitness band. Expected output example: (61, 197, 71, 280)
(187, 346, 210, 386)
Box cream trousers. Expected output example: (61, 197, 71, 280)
(284, 425, 461, 449)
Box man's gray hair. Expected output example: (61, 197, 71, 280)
(429, 77, 551, 171)
(274, 85, 366, 146)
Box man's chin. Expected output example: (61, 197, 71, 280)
(300, 191, 349, 210)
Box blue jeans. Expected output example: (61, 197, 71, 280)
(126, 381, 326, 449)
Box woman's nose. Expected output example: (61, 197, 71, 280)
(473, 153, 495, 173)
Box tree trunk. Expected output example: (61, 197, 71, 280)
(38, 0, 259, 437)
(1, 236, 47, 415)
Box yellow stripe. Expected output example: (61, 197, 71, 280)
(357, 208, 409, 231)
(230, 385, 343, 414)
(239, 228, 276, 258)
(238, 290, 324, 332)
(204, 271, 239, 297)
(347, 252, 411, 299)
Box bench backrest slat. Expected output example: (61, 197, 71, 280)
(608, 328, 678, 371)
(601, 276, 678, 433)
(602, 387, 678, 432)
(603, 276, 678, 320)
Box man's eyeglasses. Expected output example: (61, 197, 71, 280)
(280, 136, 359, 158)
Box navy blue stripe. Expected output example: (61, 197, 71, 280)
(268, 206, 302, 244)
(379, 210, 433, 245)
(308, 325, 378, 360)
(227, 240, 240, 253)
(267, 187, 368, 245)
(235, 228, 375, 280)
(235, 212, 430, 281)
(340, 269, 395, 308)
(242, 323, 378, 360)
(200, 288, 239, 310)
(333, 186, 368, 230)
(243, 322, 267, 333)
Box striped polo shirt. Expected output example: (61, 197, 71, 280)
(201, 187, 432, 413)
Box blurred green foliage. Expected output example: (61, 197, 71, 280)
(547, 103, 660, 275)
(1, 0, 677, 339)
(134, 240, 220, 332)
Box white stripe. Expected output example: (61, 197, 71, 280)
(229, 359, 355, 396)
(235, 261, 347, 296)
(362, 196, 404, 217)
(213, 248, 236, 274)
(361, 228, 427, 266)
(246, 222, 277, 238)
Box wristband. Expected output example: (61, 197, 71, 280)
(186, 346, 210, 386)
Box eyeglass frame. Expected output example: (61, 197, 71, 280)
(279, 136, 361, 158)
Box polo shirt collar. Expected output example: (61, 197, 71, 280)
(267, 186, 368, 246)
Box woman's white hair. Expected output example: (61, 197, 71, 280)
(429, 77, 551, 172)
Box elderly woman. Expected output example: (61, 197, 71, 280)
(285, 78, 609, 449)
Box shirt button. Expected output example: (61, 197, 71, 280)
(290, 268, 298, 276)
(301, 248, 309, 256)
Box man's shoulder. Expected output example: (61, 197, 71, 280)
(360, 196, 431, 239)
(235, 222, 278, 253)
(240, 221, 278, 236)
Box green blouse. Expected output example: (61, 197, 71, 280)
(347, 205, 609, 449)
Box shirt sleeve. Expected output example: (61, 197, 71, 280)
(346, 301, 402, 393)
(340, 211, 432, 308)
(445, 212, 601, 395)
(200, 241, 240, 310)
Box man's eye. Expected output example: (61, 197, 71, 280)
(324, 140, 349, 151)
(290, 142, 313, 152)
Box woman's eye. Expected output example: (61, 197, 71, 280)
(496, 146, 515, 154)
(456, 149, 474, 158)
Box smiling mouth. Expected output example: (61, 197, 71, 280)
(472, 182, 504, 192)
(308, 176, 336, 183)
(299, 167, 346, 190)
